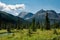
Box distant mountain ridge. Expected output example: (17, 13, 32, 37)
(27, 9, 60, 24)
(18, 11, 34, 20)
(0, 9, 60, 24)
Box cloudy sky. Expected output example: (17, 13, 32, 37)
(0, 0, 60, 16)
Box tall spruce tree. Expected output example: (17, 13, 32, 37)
(53, 19, 60, 28)
(0, 14, 2, 30)
(17, 18, 20, 30)
(45, 12, 50, 30)
(7, 23, 11, 33)
(32, 18, 37, 32)
(37, 21, 40, 29)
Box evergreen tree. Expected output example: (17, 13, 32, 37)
(17, 18, 20, 30)
(45, 12, 50, 30)
(7, 23, 11, 33)
(54, 22, 60, 28)
(31, 18, 37, 32)
(37, 21, 40, 29)
(28, 27, 32, 37)
(53, 19, 60, 29)
(0, 14, 2, 30)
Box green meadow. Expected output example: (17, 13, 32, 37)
(0, 29, 60, 40)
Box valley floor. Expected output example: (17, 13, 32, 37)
(0, 29, 60, 40)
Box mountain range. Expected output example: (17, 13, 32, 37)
(25, 9, 60, 24)
(0, 9, 60, 24)
(32, 9, 59, 22)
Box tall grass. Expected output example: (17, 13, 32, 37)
(0, 29, 60, 40)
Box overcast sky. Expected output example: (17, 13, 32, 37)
(0, 0, 60, 16)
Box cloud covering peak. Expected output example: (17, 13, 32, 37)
(0, 2, 25, 16)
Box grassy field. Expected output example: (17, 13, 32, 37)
(0, 29, 60, 40)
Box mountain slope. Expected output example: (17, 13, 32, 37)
(18, 11, 34, 20)
(28, 9, 59, 23)
(23, 13, 34, 20)
(0, 11, 26, 23)
(18, 12, 27, 18)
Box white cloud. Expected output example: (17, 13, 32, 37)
(0, 2, 25, 16)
